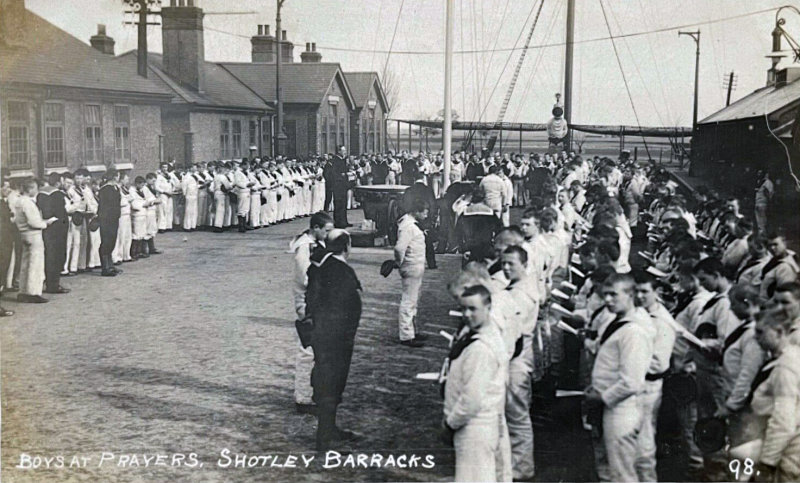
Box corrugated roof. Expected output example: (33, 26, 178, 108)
(115, 51, 270, 112)
(0, 10, 171, 98)
(700, 76, 800, 124)
(220, 62, 355, 109)
(344, 72, 389, 111)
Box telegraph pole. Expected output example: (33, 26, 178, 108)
(723, 71, 737, 106)
(275, 0, 287, 156)
(123, 0, 161, 78)
(679, 30, 701, 131)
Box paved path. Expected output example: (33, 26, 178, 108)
(1, 212, 462, 482)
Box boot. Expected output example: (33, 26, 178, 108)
(130, 240, 140, 260)
(101, 255, 117, 277)
(315, 403, 337, 452)
(147, 238, 162, 255)
(139, 239, 150, 258)
(238, 216, 246, 233)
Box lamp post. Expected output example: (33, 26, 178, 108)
(275, 0, 287, 156)
(679, 30, 700, 132)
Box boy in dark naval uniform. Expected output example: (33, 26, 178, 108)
(306, 229, 362, 451)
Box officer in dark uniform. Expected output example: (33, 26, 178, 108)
(331, 145, 350, 228)
(37, 172, 70, 294)
(98, 168, 122, 277)
(401, 154, 419, 186)
(306, 229, 362, 451)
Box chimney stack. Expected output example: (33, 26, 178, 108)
(280, 29, 294, 62)
(301, 41, 322, 63)
(161, 0, 206, 91)
(0, 0, 26, 47)
(251, 23, 275, 62)
(90, 24, 115, 55)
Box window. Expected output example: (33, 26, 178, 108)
(339, 117, 346, 148)
(84, 104, 103, 163)
(260, 119, 271, 156)
(376, 117, 382, 152)
(319, 116, 328, 154)
(7, 101, 29, 168)
(232, 120, 242, 157)
(220, 119, 230, 158)
(44, 103, 66, 167)
(249, 120, 257, 150)
(114, 105, 130, 161)
(328, 104, 337, 153)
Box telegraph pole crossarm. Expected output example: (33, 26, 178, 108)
(678, 30, 701, 133)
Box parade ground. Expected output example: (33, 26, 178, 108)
(0, 210, 596, 483)
(0, 211, 460, 482)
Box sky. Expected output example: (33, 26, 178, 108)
(25, 0, 800, 127)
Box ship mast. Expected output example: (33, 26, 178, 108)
(563, 0, 575, 152)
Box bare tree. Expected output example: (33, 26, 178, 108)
(382, 67, 402, 115)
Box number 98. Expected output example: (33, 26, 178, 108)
(729, 458, 755, 480)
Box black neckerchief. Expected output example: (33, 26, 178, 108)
(488, 260, 502, 276)
(761, 254, 785, 278)
(722, 320, 753, 357)
(699, 294, 723, 315)
(671, 290, 696, 317)
(736, 257, 761, 282)
(745, 358, 777, 406)
(448, 329, 479, 362)
(599, 315, 628, 346)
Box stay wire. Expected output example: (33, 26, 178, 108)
(598, 0, 651, 159)
(476, 0, 545, 125)
(381, 0, 406, 84)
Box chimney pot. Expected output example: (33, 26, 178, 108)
(305, 42, 310, 51)
(265, 24, 270, 36)
(258, 25, 263, 35)
(282, 30, 287, 41)
(312, 42, 316, 52)
(98, 24, 106, 35)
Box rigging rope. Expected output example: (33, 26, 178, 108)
(598, 0, 651, 159)
(381, 0, 405, 83)
(475, 0, 544, 125)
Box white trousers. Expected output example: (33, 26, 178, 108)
(454, 413, 502, 482)
(63, 221, 81, 273)
(197, 190, 209, 227)
(594, 398, 642, 482)
(183, 196, 198, 230)
(19, 231, 44, 296)
(113, 213, 132, 262)
(249, 192, 261, 227)
(88, 228, 101, 268)
(132, 214, 147, 240)
(213, 192, 226, 228)
(237, 191, 250, 218)
(398, 268, 424, 341)
(157, 194, 169, 230)
(635, 383, 661, 482)
(506, 336, 535, 480)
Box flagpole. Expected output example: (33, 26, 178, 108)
(443, 0, 454, 191)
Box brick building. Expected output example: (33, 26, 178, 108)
(117, 1, 272, 166)
(0, 0, 172, 178)
(344, 72, 390, 154)
(221, 30, 361, 157)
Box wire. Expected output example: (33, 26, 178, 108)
(598, 0, 651, 159)
(473, 0, 512, 123)
(475, 0, 544, 124)
(369, 0, 385, 71)
(764, 95, 800, 191)
(281, 5, 780, 55)
(381, 0, 406, 83)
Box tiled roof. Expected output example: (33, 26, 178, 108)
(344, 72, 389, 111)
(700, 76, 800, 124)
(220, 62, 355, 109)
(116, 51, 270, 112)
(0, 10, 171, 98)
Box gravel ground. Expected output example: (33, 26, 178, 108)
(1, 211, 462, 482)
